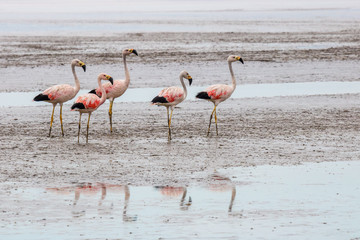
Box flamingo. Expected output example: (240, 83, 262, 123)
(89, 48, 138, 133)
(196, 55, 244, 136)
(33, 59, 86, 137)
(151, 70, 193, 140)
(71, 73, 113, 143)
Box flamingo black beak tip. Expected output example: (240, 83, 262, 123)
(188, 78, 193, 86)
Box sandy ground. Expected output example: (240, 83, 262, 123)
(1, 93, 360, 188)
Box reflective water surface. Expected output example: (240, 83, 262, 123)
(1, 161, 360, 239)
(2, 81, 360, 107)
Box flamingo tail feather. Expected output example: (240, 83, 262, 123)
(71, 102, 85, 110)
(151, 96, 169, 104)
(33, 93, 50, 101)
(196, 91, 211, 100)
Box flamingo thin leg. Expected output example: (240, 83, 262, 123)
(86, 112, 92, 144)
(49, 104, 56, 137)
(60, 103, 64, 137)
(166, 107, 171, 140)
(214, 106, 218, 136)
(109, 100, 114, 133)
(169, 107, 174, 140)
(207, 105, 216, 136)
(77, 113, 82, 143)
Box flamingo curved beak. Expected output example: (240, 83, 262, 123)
(109, 77, 114, 85)
(235, 56, 244, 64)
(82, 65, 86, 72)
(188, 77, 193, 86)
(132, 49, 138, 56)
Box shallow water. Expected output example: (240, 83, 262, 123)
(1, 1, 360, 36)
(1, 161, 359, 239)
(2, 81, 360, 107)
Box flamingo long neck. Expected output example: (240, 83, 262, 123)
(123, 54, 130, 87)
(180, 75, 187, 98)
(228, 61, 236, 92)
(98, 78, 107, 105)
(72, 63, 80, 94)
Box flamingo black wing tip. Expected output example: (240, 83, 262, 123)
(196, 91, 211, 100)
(33, 93, 50, 101)
(71, 102, 85, 110)
(151, 96, 168, 104)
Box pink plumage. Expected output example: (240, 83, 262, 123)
(93, 80, 127, 99)
(151, 71, 192, 140)
(73, 93, 103, 111)
(196, 55, 244, 136)
(33, 59, 86, 137)
(89, 48, 138, 133)
(158, 86, 184, 104)
(205, 84, 232, 101)
(71, 73, 113, 143)
(43, 84, 78, 103)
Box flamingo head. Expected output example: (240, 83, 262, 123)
(180, 70, 193, 86)
(72, 59, 86, 72)
(227, 55, 244, 64)
(123, 48, 138, 56)
(98, 73, 114, 85)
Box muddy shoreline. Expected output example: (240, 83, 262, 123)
(1, 94, 359, 188)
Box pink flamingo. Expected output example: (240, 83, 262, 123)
(33, 59, 86, 137)
(71, 73, 113, 143)
(196, 55, 244, 136)
(151, 71, 192, 140)
(89, 48, 138, 133)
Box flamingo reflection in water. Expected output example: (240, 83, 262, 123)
(154, 186, 192, 211)
(46, 183, 137, 221)
(155, 177, 236, 213)
(209, 172, 237, 213)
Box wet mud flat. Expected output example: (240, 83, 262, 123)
(1, 30, 360, 93)
(1, 94, 360, 187)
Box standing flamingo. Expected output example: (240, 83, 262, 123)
(196, 55, 244, 136)
(89, 48, 138, 133)
(33, 59, 86, 137)
(151, 71, 192, 140)
(71, 73, 113, 143)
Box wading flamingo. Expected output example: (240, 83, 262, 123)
(71, 73, 113, 143)
(151, 71, 192, 140)
(89, 48, 138, 133)
(196, 55, 244, 136)
(33, 59, 86, 137)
